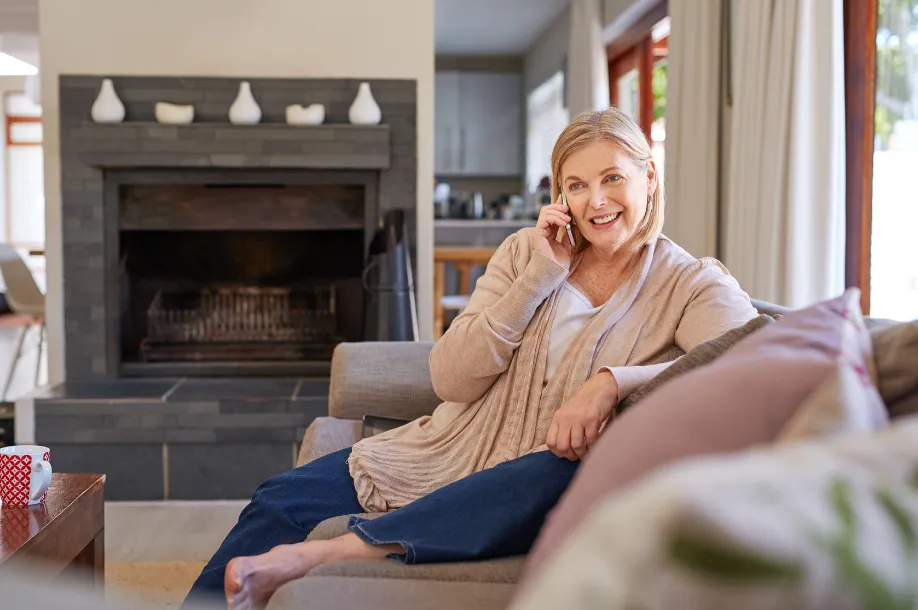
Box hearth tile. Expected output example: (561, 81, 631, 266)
(217, 399, 295, 414)
(72, 429, 166, 443)
(33, 400, 218, 416)
(168, 443, 293, 500)
(32, 380, 181, 402)
(292, 378, 330, 398)
(214, 428, 299, 443)
(50, 443, 164, 501)
(168, 378, 300, 401)
(166, 429, 217, 443)
(290, 396, 328, 422)
(177, 412, 305, 429)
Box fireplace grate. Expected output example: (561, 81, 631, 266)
(141, 286, 339, 362)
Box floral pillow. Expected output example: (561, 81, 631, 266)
(509, 417, 918, 610)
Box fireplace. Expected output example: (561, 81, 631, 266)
(39, 75, 418, 501)
(114, 178, 371, 376)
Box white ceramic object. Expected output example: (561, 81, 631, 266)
(229, 81, 262, 125)
(91, 78, 125, 123)
(285, 103, 326, 125)
(155, 102, 194, 125)
(348, 82, 381, 125)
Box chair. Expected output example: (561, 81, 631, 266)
(0, 245, 45, 401)
(433, 247, 497, 338)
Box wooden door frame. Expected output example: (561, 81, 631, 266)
(843, 0, 878, 314)
(606, 0, 668, 141)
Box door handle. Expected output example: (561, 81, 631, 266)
(460, 127, 466, 171)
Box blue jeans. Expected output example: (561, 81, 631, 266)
(185, 447, 578, 603)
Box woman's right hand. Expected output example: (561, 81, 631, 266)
(531, 194, 573, 269)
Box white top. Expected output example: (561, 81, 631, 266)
(544, 283, 602, 383)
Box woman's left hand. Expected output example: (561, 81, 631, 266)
(547, 370, 619, 461)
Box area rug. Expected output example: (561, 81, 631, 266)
(106, 561, 207, 608)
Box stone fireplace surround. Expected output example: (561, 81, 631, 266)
(31, 75, 417, 500)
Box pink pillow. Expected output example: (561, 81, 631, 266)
(523, 290, 870, 579)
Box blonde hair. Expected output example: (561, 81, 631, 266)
(550, 108, 664, 250)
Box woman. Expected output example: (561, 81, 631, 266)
(185, 108, 757, 609)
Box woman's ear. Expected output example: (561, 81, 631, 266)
(646, 160, 658, 198)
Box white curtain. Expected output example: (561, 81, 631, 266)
(723, 0, 846, 308)
(662, 0, 723, 259)
(567, 0, 610, 117)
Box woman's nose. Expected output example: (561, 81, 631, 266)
(588, 185, 606, 209)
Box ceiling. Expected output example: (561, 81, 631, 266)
(1, 0, 572, 59)
(436, 0, 569, 56)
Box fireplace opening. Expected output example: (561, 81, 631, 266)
(119, 229, 365, 376)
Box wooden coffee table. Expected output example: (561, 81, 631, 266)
(0, 473, 105, 587)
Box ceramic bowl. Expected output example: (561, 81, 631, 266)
(155, 102, 194, 125)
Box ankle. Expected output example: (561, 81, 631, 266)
(329, 533, 403, 561)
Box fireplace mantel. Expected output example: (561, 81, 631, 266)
(73, 122, 391, 170)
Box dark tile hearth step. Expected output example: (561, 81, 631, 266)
(32, 376, 333, 500)
(32, 377, 330, 403)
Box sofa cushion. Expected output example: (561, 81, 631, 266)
(307, 514, 524, 583)
(268, 576, 516, 610)
(870, 320, 918, 419)
(508, 416, 918, 610)
(307, 513, 381, 541)
(309, 556, 524, 583)
(618, 314, 774, 414)
(523, 289, 869, 579)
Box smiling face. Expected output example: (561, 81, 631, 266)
(560, 139, 657, 253)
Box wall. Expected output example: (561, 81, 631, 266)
(524, 5, 570, 96)
(38, 0, 435, 384)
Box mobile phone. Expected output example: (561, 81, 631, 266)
(555, 191, 576, 247)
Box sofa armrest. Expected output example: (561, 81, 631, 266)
(750, 298, 791, 318)
(297, 417, 363, 467)
(328, 341, 442, 421)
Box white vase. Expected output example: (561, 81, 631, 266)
(91, 78, 125, 123)
(229, 81, 262, 125)
(348, 82, 381, 125)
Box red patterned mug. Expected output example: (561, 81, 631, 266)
(0, 445, 52, 506)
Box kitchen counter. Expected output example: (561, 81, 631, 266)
(434, 218, 535, 228)
(434, 218, 535, 247)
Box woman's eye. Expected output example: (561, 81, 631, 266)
(605, 175, 622, 184)
(568, 183, 584, 191)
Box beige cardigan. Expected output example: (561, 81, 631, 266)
(348, 229, 757, 511)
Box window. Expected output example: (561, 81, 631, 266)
(3, 92, 46, 291)
(607, 12, 669, 175)
(870, 0, 918, 320)
(526, 71, 569, 193)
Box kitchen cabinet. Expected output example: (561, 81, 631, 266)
(435, 71, 523, 177)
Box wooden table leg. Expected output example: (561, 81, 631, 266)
(434, 261, 446, 339)
(456, 262, 472, 296)
(70, 527, 105, 590)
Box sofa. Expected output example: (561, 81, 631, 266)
(266, 300, 807, 610)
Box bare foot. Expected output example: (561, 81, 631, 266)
(225, 543, 324, 610)
(223, 535, 402, 609)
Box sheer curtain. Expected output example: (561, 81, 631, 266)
(661, 0, 723, 259)
(722, 0, 846, 307)
(567, 0, 610, 117)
